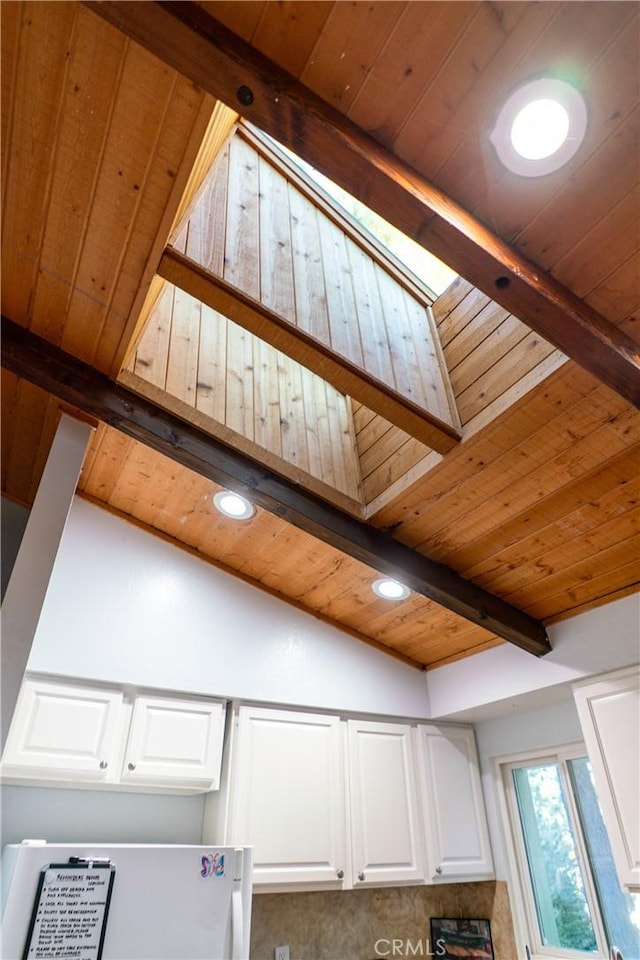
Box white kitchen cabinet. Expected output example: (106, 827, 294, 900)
(1, 677, 226, 794)
(347, 719, 424, 886)
(1, 678, 125, 781)
(121, 695, 226, 790)
(222, 704, 492, 890)
(414, 723, 494, 881)
(227, 705, 347, 886)
(573, 665, 640, 891)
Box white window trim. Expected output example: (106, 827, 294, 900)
(494, 742, 610, 960)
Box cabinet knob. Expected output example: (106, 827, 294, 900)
(435, 865, 443, 875)
(99, 760, 108, 770)
(358, 871, 365, 882)
(336, 870, 344, 879)
(127, 761, 136, 771)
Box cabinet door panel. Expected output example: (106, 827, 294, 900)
(416, 725, 493, 880)
(574, 667, 640, 891)
(1, 679, 123, 779)
(230, 707, 346, 886)
(122, 696, 225, 788)
(348, 720, 424, 885)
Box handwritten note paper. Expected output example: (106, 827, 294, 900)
(24, 862, 115, 960)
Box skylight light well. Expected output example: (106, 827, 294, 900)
(274, 140, 457, 297)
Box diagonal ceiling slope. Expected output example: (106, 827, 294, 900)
(85, 0, 640, 407)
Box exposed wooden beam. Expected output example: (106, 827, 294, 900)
(159, 247, 461, 455)
(1, 316, 551, 657)
(83, 0, 640, 409)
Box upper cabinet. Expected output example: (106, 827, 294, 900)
(1, 678, 124, 781)
(214, 704, 492, 890)
(1, 677, 226, 794)
(121, 695, 225, 790)
(4, 679, 495, 890)
(226, 705, 347, 886)
(414, 724, 494, 881)
(573, 666, 640, 892)
(347, 719, 424, 886)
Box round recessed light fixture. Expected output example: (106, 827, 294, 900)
(490, 78, 587, 177)
(372, 578, 410, 601)
(510, 98, 570, 160)
(213, 490, 255, 521)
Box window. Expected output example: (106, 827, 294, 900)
(500, 745, 640, 959)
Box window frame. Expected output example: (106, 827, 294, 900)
(495, 742, 611, 960)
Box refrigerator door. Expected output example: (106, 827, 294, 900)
(1, 842, 253, 960)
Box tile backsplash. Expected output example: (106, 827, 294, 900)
(250, 880, 517, 959)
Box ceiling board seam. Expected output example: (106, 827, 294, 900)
(59, 23, 130, 359)
(27, 5, 85, 329)
(473, 507, 640, 602)
(549, 186, 640, 301)
(461, 4, 639, 232)
(119, 367, 365, 516)
(90, 60, 180, 367)
(509, 552, 640, 620)
(460, 470, 640, 573)
(540, 583, 640, 629)
(512, 107, 640, 263)
(389, 1, 488, 159)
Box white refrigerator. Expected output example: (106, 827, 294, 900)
(1, 840, 253, 960)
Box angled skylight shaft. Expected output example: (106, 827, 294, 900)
(272, 139, 457, 297)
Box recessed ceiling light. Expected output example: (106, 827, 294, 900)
(511, 98, 570, 160)
(372, 578, 410, 601)
(490, 78, 587, 177)
(213, 490, 255, 520)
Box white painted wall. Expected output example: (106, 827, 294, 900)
(1, 785, 205, 846)
(13, 495, 640, 724)
(474, 696, 584, 881)
(26, 497, 432, 719)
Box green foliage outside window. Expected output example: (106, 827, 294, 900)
(514, 763, 597, 952)
(511, 758, 640, 958)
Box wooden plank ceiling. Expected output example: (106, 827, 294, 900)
(122, 124, 460, 511)
(2, 1, 639, 669)
(154, 127, 462, 454)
